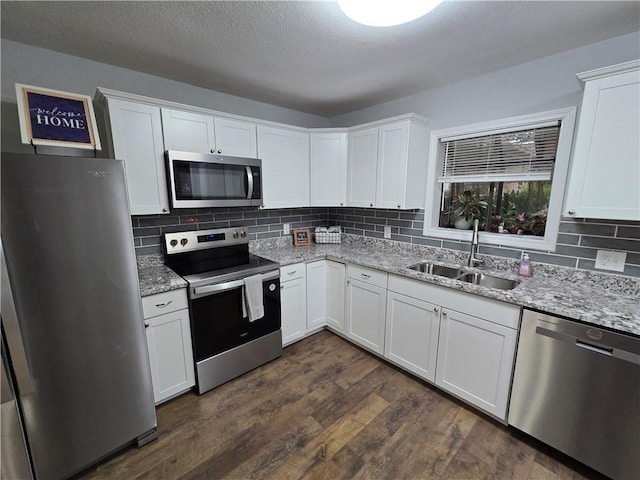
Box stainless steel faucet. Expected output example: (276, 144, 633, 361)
(468, 219, 484, 267)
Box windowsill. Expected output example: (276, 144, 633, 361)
(423, 226, 556, 251)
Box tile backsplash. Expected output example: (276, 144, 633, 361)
(132, 207, 640, 277)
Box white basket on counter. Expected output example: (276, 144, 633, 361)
(314, 226, 342, 244)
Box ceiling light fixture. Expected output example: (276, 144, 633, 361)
(337, 0, 444, 27)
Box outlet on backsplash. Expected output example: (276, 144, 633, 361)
(384, 226, 391, 239)
(595, 250, 626, 272)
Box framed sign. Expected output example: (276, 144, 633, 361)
(292, 228, 311, 247)
(15, 83, 101, 150)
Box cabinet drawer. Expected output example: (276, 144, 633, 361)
(347, 264, 388, 288)
(281, 262, 305, 282)
(142, 289, 188, 319)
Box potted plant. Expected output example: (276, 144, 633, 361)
(449, 191, 487, 229)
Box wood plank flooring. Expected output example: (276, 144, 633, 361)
(77, 331, 604, 480)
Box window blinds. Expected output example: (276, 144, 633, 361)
(438, 123, 561, 183)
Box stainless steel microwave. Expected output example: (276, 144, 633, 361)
(166, 150, 263, 209)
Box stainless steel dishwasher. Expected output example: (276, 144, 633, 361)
(509, 309, 640, 479)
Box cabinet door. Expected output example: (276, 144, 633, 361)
(310, 132, 348, 206)
(145, 308, 195, 404)
(435, 309, 517, 420)
(214, 117, 257, 158)
(385, 291, 440, 382)
(564, 67, 640, 220)
(281, 276, 307, 346)
(326, 261, 346, 333)
(257, 126, 310, 208)
(345, 278, 386, 354)
(376, 121, 410, 209)
(107, 99, 169, 215)
(347, 127, 378, 207)
(161, 108, 216, 153)
(306, 261, 327, 329)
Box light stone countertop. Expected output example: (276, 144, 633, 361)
(136, 235, 640, 337)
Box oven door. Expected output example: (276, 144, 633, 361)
(189, 270, 280, 362)
(166, 150, 262, 208)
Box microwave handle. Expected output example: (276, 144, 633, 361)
(246, 166, 254, 200)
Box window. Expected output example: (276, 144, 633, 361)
(423, 108, 577, 251)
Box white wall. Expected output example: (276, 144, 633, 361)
(329, 32, 640, 129)
(1, 39, 330, 153)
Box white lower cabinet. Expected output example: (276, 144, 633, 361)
(141, 289, 195, 405)
(345, 265, 388, 355)
(280, 263, 307, 346)
(384, 291, 440, 382)
(435, 309, 517, 420)
(306, 260, 327, 329)
(325, 261, 346, 332)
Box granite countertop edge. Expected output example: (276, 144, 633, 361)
(136, 239, 639, 337)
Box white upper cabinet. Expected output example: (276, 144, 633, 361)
(214, 117, 257, 158)
(257, 125, 310, 208)
(102, 98, 169, 215)
(161, 109, 215, 153)
(310, 131, 348, 207)
(564, 60, 640, 221)
(347, 116, 429, 209)
(162, 109, 258, 158)
(347, 127, 379, 207)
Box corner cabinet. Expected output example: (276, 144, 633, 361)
(564, 60, 640, 221)
(347, 115, 429, 209)
(257, 125, 310, 208)
(96, 94, 169, 215)
(325, 261, 346, 332)
(141, 289, 195, 404)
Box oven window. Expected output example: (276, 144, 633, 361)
(173, 160, 248, 200)
(190, 279, 281, 361)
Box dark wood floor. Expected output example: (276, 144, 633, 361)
(79, 331, 602, 480)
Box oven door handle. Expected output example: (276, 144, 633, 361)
(192, 270, 280, 298)
(246, 166, 254, 200)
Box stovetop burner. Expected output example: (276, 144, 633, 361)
(164, 226, 279, 288)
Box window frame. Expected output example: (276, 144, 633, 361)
(423, 107, 577, 251)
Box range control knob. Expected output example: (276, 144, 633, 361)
(232, 231, 239, 239)
(180, 238, 188, 246)
(170, 239, 178, 248)
(240, 231, 247, 238)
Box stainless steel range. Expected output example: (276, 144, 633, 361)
(164, 226, 282, 394)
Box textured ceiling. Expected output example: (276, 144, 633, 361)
(1, 1, 639, 116)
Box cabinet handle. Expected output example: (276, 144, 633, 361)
(287, 270, 296, 275)
(280, 285, 285, 289)
(162, 208, 168, 213)
(397, 204, 401, 208)
(346, 280, 351, 284)
(340, 202, 344, 206)
(568, 210, 576, 215)
(433, 307, 439, 313)
(210, 148, 215, 153)
(361, 273, 370, 279)
(442, 311, 447, 317)
(155, 300, 173, 308)
(144, 321, 149, 328)
(370, 203, 373, 207)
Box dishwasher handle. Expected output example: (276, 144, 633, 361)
(535, 325, 640, 365)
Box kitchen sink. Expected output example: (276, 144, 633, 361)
(408, 262, 462, 278)
(409, 262, 519, 290)
(456, 272, 519, 290)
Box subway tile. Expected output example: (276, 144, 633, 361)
(133, 226, 160, 237)
(556, 233, 580, 246)
(399, 228, 425, 237)
(198, 221, 230, 230)
(527, 252, 577, 268)
(269, 224, 283, 231)
(354, 223, 376, 231)
(584, 218, 640, 226)
(625, 251, 640, 266)
(134, 238, 141, 247)
(559, 222, 616, 236)
(363, 216, 387, 225)
(553, 245, 598, 259)
(257, 231, 281, 239)
(344, 227, 364, 236)
(376, 210, 402, 219)
(138, 215, 180, 227)
(256, 217, 275, 225)
(478, 246, 523, 259)
(412, 237, 442, 247)
(230, 219, 256, 227)
(617, 226, 640, 239)
(179, 213, 213, 224)
(390, 234, 412, 243)
(443, 241, 469, 253)
(250, 225, 270, 234)
(214, 212, 244, 221)
(580, 236, 640, 253)
(160, 224, 198, 234)
(344, 215, 365, 223)
(136, 245, 162, 256)
(386, 219, 413, 228)
(399, 211, 424, 221)
(412, 221, 424, 230)
(364, 231, 384, 239)
(141, 236, 162, 246)
(281, 215, 302, 223)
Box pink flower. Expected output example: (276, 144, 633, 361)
(516, 213, 525, 222)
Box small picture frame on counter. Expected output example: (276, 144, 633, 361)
(292, 228, 311, 247)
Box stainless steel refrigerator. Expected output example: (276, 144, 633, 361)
(1, 153, 157, 480)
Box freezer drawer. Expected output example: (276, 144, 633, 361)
(509, 309, 640, 480)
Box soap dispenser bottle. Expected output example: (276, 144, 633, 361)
(518, 253, 532, 277)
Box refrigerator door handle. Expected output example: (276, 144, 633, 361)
(1, 241, 35, 396)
